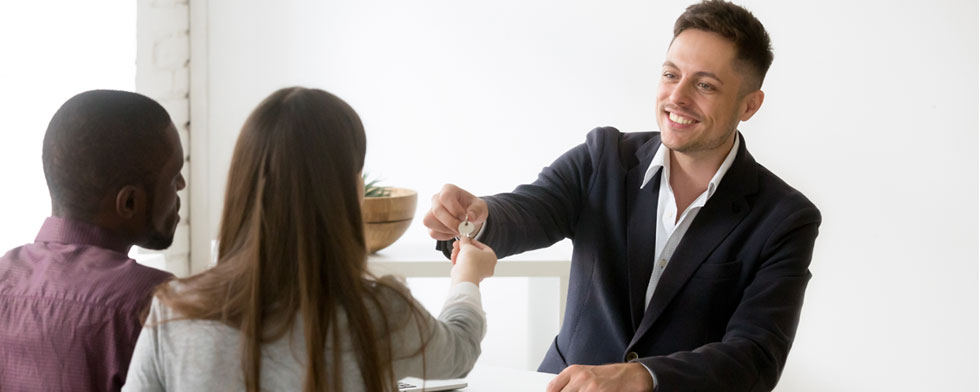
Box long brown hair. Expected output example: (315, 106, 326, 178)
(156, 87, 422, 391)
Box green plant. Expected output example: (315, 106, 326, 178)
(363, 174, 391, 197)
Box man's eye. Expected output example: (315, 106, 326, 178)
(697, 82, 714, 91)
(663, 72, 676, 79)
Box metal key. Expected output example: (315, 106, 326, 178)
(458, 215, 475, 238)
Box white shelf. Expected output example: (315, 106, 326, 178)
(367, 238, 573, 325)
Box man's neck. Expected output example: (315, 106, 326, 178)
(53, 211, 137, 253)
(42, 214, 135, 254)
(667, 134, 736, 216)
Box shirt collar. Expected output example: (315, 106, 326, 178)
(640, 132, 741, 195)
(35, 216, 133, 254)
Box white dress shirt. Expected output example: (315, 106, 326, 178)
(639, 134, 740, 310)
(633, 134, 740, 390)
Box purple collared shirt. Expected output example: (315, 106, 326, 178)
(0, 217, 173, 391)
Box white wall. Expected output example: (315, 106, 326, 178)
(193, 0, 978, 390)
(135, 0, 192, 275)
(0, 1, 190, 275)
(0, 1, 135, 252)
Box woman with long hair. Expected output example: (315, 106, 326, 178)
(123, 87, 495, 391)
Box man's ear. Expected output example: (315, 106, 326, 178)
(739, 90, 765, 122)
(115, 185, 145, 219)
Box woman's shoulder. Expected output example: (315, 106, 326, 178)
(147, 281, 191, 320)
(146, 282, 233, 337)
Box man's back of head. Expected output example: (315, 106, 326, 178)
(43, 89, 185, 250)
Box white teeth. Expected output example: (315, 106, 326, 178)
(669, 112, 695, 125)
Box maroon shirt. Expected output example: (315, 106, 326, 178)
(0, 217, 173, 391)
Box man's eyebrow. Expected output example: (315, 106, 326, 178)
(661, 61, 726, 85)
(695, 71, 724, 85)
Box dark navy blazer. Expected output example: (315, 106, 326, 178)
(438, 127, 821, 391)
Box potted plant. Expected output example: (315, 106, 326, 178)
(361, 175, 417, 253)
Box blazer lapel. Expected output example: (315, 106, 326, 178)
(629, 134, 759, 347)
(625, 136, 663, 331)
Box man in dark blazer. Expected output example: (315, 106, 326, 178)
(424, 1, 820, 391)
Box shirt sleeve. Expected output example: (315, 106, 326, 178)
(637, 362, 659, 391)
(472, 220, 488, 241)
(391, 281, 486, 380)
(121, 298, 166, 392)
(438, 282, 485, 339)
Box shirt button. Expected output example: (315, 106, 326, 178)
(625, 351, 639, 361)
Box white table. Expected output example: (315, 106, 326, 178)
(367, 239, 573, 323)
(457, 366, 556, 391)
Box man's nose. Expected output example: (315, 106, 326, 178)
(668, 81, 694, 107)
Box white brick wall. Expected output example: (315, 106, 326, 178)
(136, 0, 191, 276)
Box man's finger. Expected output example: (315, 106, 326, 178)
(423, 213, 455, 241)
(426, 205, 461, 234)
(546, 367, 573, 392)
(430, 204, 464, 236)
(427, 229, 454, 242)
(465, 203, 488, 225)
(437, 189, 469, 222)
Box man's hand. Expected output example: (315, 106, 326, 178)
(423, 184, 488, 241)
(546, 363, 654, 392)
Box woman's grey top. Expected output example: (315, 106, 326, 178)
(122, 281, 485, 391)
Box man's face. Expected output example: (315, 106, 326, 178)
(141, 124, 185, 250)
(656, 29, 760, 158)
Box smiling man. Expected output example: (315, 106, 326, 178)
(423, 1, 821, 391)
(0, 90, 182, 391)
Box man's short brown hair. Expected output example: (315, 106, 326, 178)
(674, 0, 773, 91)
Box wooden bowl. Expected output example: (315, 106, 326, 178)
(362, 187, 417, 253)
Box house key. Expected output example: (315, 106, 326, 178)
(457, 215, 476, 239)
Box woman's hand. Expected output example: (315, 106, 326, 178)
(450, 237, 497, 285)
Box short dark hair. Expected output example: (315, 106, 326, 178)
(674, 0, 773, 90)
(42, 90, 173, 219)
